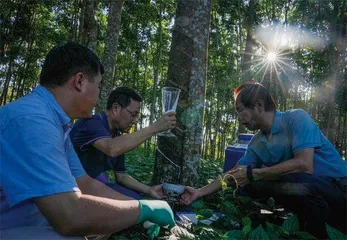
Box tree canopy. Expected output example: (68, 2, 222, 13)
(1, 0, 346, 161)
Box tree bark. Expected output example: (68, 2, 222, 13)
(80, 0, 98, 52)
(150, 5, 163, 126)
(95, 0, 124, 112)
(152, 0, 211, 186)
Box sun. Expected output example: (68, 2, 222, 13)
(267, 52, 277, 62)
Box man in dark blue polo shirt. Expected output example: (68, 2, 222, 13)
(70, 87, 176, 200)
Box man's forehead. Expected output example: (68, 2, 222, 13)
(234, 97, 243, 107)
(128, 99, 140, 110)
(95, 73, 102, 83)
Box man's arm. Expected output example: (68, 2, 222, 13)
(115, 172, 150, 194)
(252, 147, 314, 180)
(115, 172, 164, 199)
(181, 164, 242, 205)
(93, 112, 176, 157)
(34, 191, 140, 236)
(76, 174, 132, 200)
(225, 148, 314, 188)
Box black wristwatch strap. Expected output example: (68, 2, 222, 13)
(247, 165, 254, 182)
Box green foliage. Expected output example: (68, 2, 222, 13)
(191, 199, 207, 211)
(113, 147, 344, 239)
(282, 215, 300, 235)
(122, 146, 156, 184)
(326, 224, 347, 240)
(248, 225, 270, 240)
(224, 229, 245, 240)
(196, 209, 214, 220)
(267, 197, 275, 209)
(199, 157, 223, 186)
(146, 224, 161, 240)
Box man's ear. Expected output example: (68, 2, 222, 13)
(112, 103, 121, 113)
(255, 99, 265, 112)
(73, 72, 84, 92)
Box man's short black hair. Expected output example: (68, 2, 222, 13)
(106, 87, 142, 110)
(39, 42, 104, 88)
(233, 81, 277, 111)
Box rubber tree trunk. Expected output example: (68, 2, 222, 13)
(152, 0, 211, 187)
(80, 0, 98, 52)
(96, 0, 124, 112)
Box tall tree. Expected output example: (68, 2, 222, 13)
(80, 0, 98, 52)
(96, 0, 124, 112)
(325, 0, 346, 143)
(153, 0, 211, 186)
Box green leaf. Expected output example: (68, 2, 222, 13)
(146, 224, 160, 240)
(266, 222, 283, 237)
(222, 200, 240, 216)
(224, 230, 244, 240)
(196, 209, 214, 220)
(294, 231, 316, 239)
(198, 227, 223, 240)
(191, 199, 206, 210)
(242, 216, 252, 226)
(214, 215, 240, 229)
(267, 197, 275, 208)
(242, 224, 252, 235)
(248, 225, 270, 240)
(326, 224, 347, 240)
(236, 195, 251, 204)
(282, 215, 300, 234)
(112, 236, 129, 240)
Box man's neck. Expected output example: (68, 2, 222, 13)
(260, 110, 275, 137)
(105, 110, 119, 134)
(48, 86, 75, 119)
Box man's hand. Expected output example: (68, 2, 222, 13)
(226, 166, 249, 188)
(180, 186, 202, 205)
(153, 112, 177, 132)
(149, 184, 164, 199)
(138, 200, 176, 227)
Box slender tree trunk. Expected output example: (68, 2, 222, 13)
(0, 57, 13, 106)
(96, 0, 124, 112)
(241, 0, 255, 83)
(150, 6, 163, 125)
(78, 0, 85, 43)
(9, 74, 17, 102)
(80, 0, 98, 51)
(325, 0, 342, 143)
(71, 0, 81, 42)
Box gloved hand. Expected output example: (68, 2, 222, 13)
(137, 200, 176, 227)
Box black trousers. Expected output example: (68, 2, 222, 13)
(241, 173, 347, 239)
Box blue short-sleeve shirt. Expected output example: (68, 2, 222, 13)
(0, 85, 86, 230)
(238, 109, 347, 179)
(70, 111, 126, 178)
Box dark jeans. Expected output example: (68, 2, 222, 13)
(95, 173, 142, 200)
(241, 173, 347, 239)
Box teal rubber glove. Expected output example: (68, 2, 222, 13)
(137, 200, 176, 227)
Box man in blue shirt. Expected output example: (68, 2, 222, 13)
(0, 43, 175, 239)
(182, 82, 347, 238)
(70, 87, 176, 200)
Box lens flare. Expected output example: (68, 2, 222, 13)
(267, 52, 277, 62)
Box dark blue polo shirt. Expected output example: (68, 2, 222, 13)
(70, 111, 126, 178)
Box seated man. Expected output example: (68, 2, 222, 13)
(70, 87, 176, 200)
(182, 82, 347, 239)
(0, 43, 175, 239)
